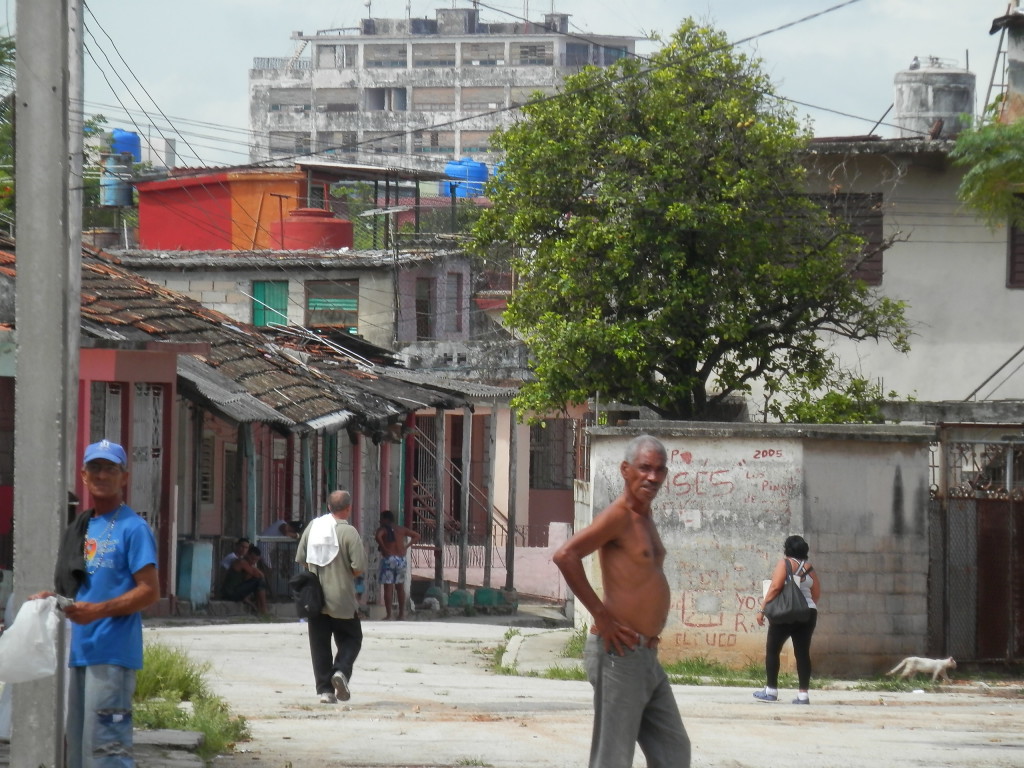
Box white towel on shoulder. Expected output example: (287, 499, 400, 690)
(305, 514, 339, 566)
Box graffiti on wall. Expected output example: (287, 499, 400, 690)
(592, 438, 804, 657)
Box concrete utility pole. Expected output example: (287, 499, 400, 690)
(12, 1, 81, 765)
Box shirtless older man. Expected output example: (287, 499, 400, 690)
(554, 434, 690, 768)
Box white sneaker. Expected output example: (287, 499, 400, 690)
(332, 671, 350, 701)
(319, 692, 337, 704)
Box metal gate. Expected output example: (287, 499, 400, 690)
(932, 435, 1024, 662)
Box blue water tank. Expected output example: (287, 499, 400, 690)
(111, 128, 142, 163)
(176, 540, 214, 608)
(100, 154, 132, 207)
(443, 157, 488, 198)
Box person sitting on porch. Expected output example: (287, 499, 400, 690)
(221, 545, 269, 614)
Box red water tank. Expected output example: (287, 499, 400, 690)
(273, 208, 354, 250)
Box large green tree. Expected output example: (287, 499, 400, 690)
(473, 20, 910, 420)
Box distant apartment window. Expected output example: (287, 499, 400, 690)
(316, 88, 360, 113)
(366, 87, 408, 112)
(412, 87, 456, 111)
(306, 280, 359, 332)
(565, 43, 591, 67)
(512, 42, 553, 66)
(811, 192, 884, 286)
(601, 46, 628, 66)
(416, 277, 435, 340)
(252, 281, 289, 327)
(365, 43, 408, 68)
(461, 87, 504, 112)
(412, 43, 456, 67)
(269, 131, 313, 155)
(364, 131, 404, 155)
(460, 131, 492, 154)
(317, 44, 357, 69)
(446, 272, 463, 333)
(462, 42, 505, 66)
(413, 130, 455, 154)
(319, 131, 358, 154)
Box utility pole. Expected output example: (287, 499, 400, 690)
(11, 0, 80, 765)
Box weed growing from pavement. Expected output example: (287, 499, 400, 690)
(561, 624, 587, 658)
(134, 642, 250, 759)
(405, 667, 421, 673)
(491, 628, 521, 675)
(454, 758, 493, 767)
(541, 664, 585, 681)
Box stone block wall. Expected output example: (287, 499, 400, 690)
(578, 422, 934, 677)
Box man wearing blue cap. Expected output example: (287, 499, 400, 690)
(31, 439, 159, 768)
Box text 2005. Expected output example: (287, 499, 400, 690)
(752, 449, 783, 459)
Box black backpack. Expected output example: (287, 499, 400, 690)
(289, 570, 324, 619)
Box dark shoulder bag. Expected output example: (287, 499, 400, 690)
(289, 568, 325, 619)
(762, 558, 811, 624)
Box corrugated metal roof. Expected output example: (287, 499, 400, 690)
(177, 355, 295, 426)
(376, 366, 520, 399)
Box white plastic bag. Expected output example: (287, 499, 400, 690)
(0, 597, 60, 683)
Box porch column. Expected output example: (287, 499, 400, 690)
(434, 411, 446, 587)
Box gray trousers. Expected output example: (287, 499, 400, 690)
(584, 634, 690, 768)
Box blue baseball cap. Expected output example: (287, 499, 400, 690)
(83, 439, 127, 467)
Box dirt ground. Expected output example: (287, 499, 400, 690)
(146, 619, 1024, 768)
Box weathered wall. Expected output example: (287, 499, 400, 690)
(802, 438, 931, 672)
(580, 422, 934, 676)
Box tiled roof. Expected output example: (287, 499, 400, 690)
(106, 249, 451, 270)
(0, 246, 470, 433)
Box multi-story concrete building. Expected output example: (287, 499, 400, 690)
(249, 6, 638, 172)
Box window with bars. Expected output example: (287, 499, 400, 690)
(365, 43, 408, 68)
(416, 277, 435, 340)
(199, 433, 215, 503)
(412, 43, 456, 67)
(252, 281, 289, 327)
(529, 420, 576, 490)
(269, 131, 313, 155)
(306, 280, 359, 332)
(1009, 199, 1024, 288)
(512, 42, 553, 66)
(811, 192, 884, 285)
(462, 42, 505, 66)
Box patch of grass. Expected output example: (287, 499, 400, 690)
(561, 625, 587, 659)
(135, 642, 250, 760)
(135, 643, 209, 702)
(454, 757, 493, 767)
(661, 656, 805, 689)
(541, 664, 586, 681)
(404, 667, 421, 673)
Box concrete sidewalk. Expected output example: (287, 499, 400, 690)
(142, 606, 1021, 768)
(5, 602, 1023, 767)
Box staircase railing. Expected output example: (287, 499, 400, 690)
(409, 429, 515, 562)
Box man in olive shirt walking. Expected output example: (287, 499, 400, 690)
(296, 490, 367, 704)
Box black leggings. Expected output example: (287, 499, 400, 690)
(765, 609, 818, 689)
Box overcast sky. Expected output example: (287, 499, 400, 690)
(2, 0, 1011, 166)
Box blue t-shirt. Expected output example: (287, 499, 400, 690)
(70, 505, 158, 669)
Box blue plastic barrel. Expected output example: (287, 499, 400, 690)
(111, 128, 142, 163)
